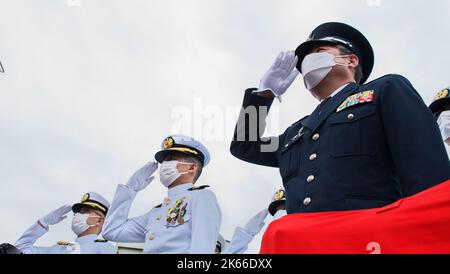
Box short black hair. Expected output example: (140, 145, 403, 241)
(336, 45, 363, 84)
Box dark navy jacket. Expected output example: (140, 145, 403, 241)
(231, 74, 450, 214)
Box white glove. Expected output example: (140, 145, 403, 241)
(39, 205, 73, 229)
(243, 209, 269, 236)
(254, 51, 299, 101)
(126, 161, 158, 192)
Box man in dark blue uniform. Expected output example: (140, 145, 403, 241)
(230, 22, 450, 214)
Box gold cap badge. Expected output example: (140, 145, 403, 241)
(81, 193, 90, 203)
(163, 137, 174, 150)
(436, 89, 449, 100)
(274, 190, 285, 201)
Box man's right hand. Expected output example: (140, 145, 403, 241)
(126, 161, 158, 192)
(243, 209, 269, 236)
(38, 205, 73, 229)
(253, 51, 299, 100)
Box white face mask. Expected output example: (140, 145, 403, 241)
(71, 213, 99, 236)
(301, 52, 351, 90)
(159, 160, 193, 188)
(438, 111, 450, 144)
(273, 210, 287, 220)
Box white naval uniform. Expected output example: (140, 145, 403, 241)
(14, 223, 116, 254)
(223, 227, 254, 254)
(103, 183, 221, 254)
(223, 210, 285, 254)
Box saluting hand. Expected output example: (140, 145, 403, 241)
(243, 209, 269, 236)
(254, 51, 299, 101)
(38, 205, 73, 229)
(126, 161, 159, 192)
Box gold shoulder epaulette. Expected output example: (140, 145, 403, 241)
(57, 241, 74, 246)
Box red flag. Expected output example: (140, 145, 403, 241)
(260, 180, 450, 254)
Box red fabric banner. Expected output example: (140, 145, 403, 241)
(260, 180, 450, 254)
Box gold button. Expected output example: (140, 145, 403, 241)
(156, 215, 162, 221)
(149, 234, 155, 240)
(312, 134, 320, 141)
(309, 154, 317, 161)
(303, 197, 312, 206)
(307, 175, 315, 183)
(165, 199, 171, 205)
(348, 114, 355, 120)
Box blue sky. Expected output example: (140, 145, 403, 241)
(1, 0, 449, 253)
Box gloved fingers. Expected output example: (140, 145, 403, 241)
(145, 176, 155, 184)
(142, 161, 159, 175)
(55, 205, 73, 216)
(284, 69, 300, 86)
(140, 177, 152, 190)
(148, 161, 159, 174)
(248, 209, 269, 225)
(272, 52, 284, 69)
(279, 51, 290, 71)
(256, 209, 269, 221)
(280, 51, 295, 72)
(287, 55, 299, 75)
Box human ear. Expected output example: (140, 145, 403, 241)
(188, 163, 197, 175)
(349, 54, 359, 68)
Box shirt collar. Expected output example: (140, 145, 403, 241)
(321, 83, 351, 102)
(168, 183, 194, 198)
(75, 234, 98, 244)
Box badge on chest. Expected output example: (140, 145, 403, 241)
(337, 90, 374, 113)
(166, 197, 188, 226)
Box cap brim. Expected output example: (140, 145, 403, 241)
(429, 98, 450, 114)
(155, 149, 205, 165)
(268, 200, 286, 216)
(155, 150, 190, 163)
(72, 203, 107, 216)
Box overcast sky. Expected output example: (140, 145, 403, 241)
(1, 0, 449, 254)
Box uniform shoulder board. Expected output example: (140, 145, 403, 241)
(188, 185, 210, 191)
(57, 241, 74, 246)
(95, 239, 108, 243)
(153, 203, 162, 209)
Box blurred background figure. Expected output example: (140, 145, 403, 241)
(14, 192, 115, 254)
(268, 189, 287, 220)
(429, 87, 450, 150)
(218, 189, 286, 254)
(0, 243, 22, 254)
